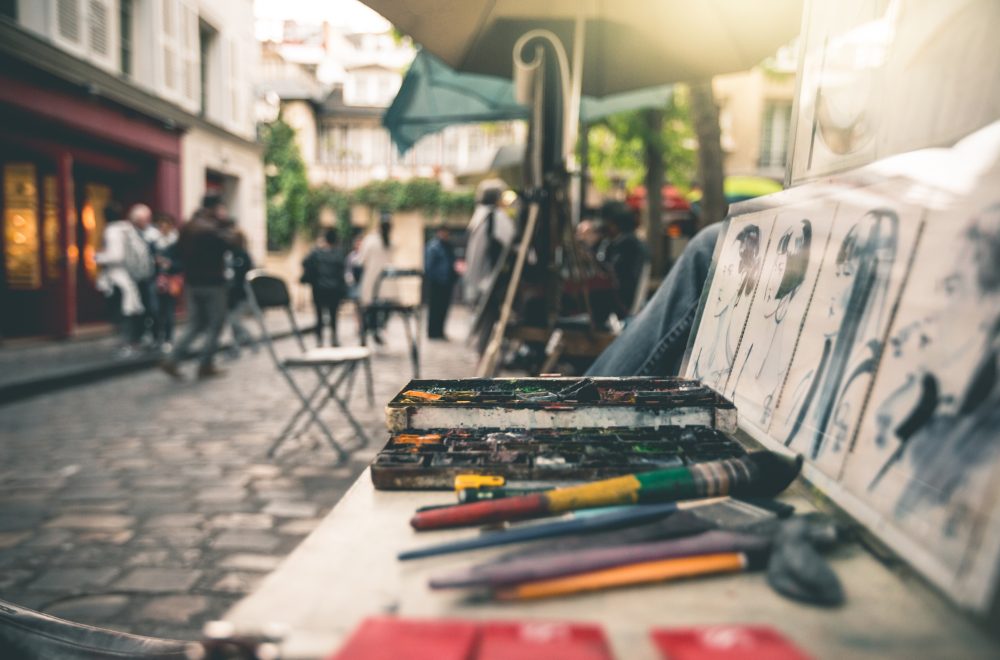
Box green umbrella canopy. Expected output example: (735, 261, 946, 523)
(385, 49, 673, 154)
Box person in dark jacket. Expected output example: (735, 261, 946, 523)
(601, 201, 650, 319)
(424, 226, 457, 340)
(302, 228, 348, 347)
(160, 195, 234, 379)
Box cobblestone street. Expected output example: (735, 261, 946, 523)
(0, 309, 477, 642)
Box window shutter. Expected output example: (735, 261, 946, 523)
(161, 0, 178, 93)
(88, 0, 109, 56)
(56, 0, 82, 44)
(229, 38, 240, 123)
(180, 1, 199, 105)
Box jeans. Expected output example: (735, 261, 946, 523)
(312, 288, 344, 346)
(586, 222, 722, 377)
(169, 285, 227, 367)
(227, 299, 256, 351)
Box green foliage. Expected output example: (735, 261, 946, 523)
(262, 117, 310, 251)
(587, 87, 697, 194)
(351, 179, 474, 217)
(439, 190, 476, 217)
(307, 185, 352, 241)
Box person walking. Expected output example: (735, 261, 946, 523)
(153, 213, 182, 352)
(160, 195, 234, 379)
(96, 202, 155, 357)
(225, 226, 256, 357)
(357, 214, 393, 345)
(463, 183, 515, 307)
(302, 227, 348, 347)
(425, 226, 458, 340)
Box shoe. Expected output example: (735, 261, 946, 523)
(159, 360, 183, 379)
(197, 363, 226, 379)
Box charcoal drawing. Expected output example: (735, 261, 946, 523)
(782, 207, 899, 458)
(727, 218, 815, 425)
(866, 203, 1000, 515)
(690, 223, 764, 390)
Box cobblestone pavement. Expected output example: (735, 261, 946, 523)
(0, 308, 477, 642)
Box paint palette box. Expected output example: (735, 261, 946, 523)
(371, 426, 746, 490)
(384, 377, 737, 434)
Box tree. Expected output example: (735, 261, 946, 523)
(689, 79, 726, 231)
(586, 91, 697, 275)
(261, 117, 310, 251)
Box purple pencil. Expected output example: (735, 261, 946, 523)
(429, 530, 770, 590)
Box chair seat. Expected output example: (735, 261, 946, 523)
(283, 346, 372, 367)
(368, 300, 420, 313)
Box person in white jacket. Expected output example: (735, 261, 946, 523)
(357, 214, 393, 345)
(463, 183, 515, 307)
(96, 203, 154, 356)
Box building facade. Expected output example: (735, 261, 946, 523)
(258, 22, 523, 192)
(713, 43, 799, 181)
(0, 0, 263, 339)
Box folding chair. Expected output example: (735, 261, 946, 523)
(363, 267, 424, 377)
(245, 270, 375, 463)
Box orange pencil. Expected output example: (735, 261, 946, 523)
(494, 552, 762, 601)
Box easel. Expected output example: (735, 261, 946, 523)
(475, 22, 616, 377)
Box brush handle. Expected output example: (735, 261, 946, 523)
(495, 552, 749, 601)
(410, 493, 547, 530)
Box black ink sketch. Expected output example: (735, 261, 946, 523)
(729, 219, 813, 424)
(868, 203, 1000, 520)
(691, 224, 763, 389)
(783, 208, 900, 459)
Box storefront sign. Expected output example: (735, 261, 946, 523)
(3, 163, 41, 290)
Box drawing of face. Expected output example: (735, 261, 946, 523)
(762, 219, 812, 322)
(714, 224, 762, 311)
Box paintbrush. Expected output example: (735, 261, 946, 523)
(398, 502, 707, 561)
(430, 529, 770, 589)
(410, 451, 802, 531)
(493, 549, 771, 601)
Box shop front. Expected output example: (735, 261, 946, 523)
(0, 60, 182, 339)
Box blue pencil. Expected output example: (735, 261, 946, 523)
(398, 502, 681, 561)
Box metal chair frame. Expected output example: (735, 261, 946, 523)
(363, 267, 424, 377)
(245, 270, 374, 463)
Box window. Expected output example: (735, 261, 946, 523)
(119, 0, 133, 76)
(0, 0, 16, 20)
(759, 100, 793, 168)
(199, 20, 218, 117)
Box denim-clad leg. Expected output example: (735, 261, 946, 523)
(586, 222, 723, 377)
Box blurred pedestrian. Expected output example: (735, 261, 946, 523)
(425, 226, 457, 340)
(153, 213, 182, 352)
(463, 182, 514, 307)
(160, 194, 234, 379)
(225, 226, 256, 357)
(302, 227, 348, 347)
(601, 200, 650, 319)
(357, 213, 393, 345)
(96, 202, 155, 357)
(346, 232, 364, 338)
